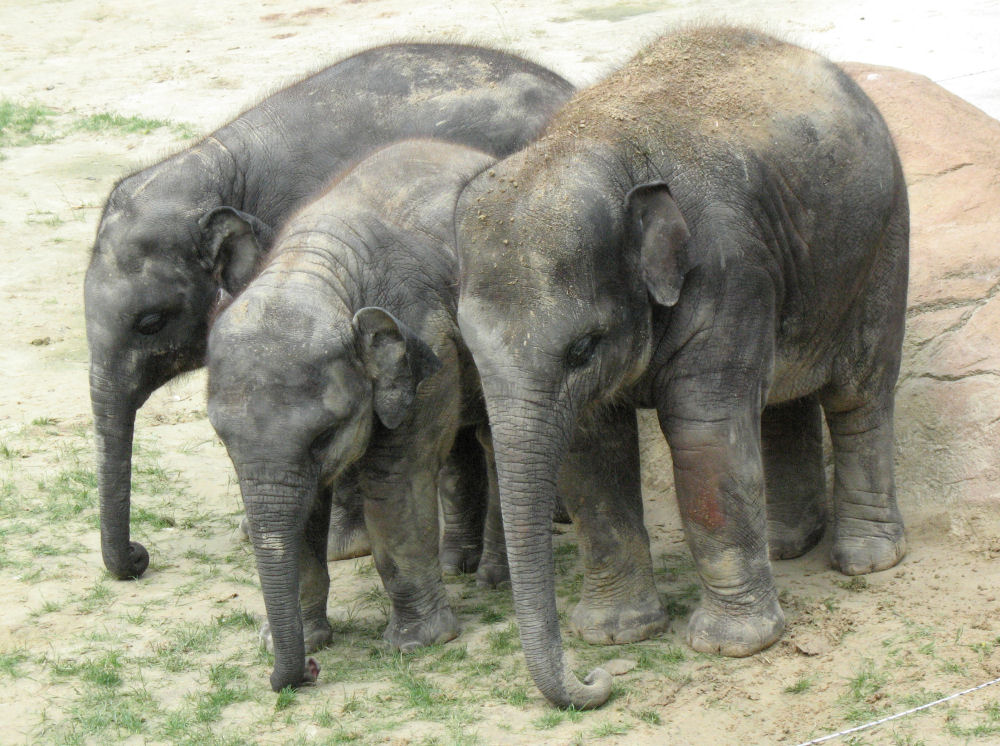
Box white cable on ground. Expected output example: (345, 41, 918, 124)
(794, 675, 1000, 745)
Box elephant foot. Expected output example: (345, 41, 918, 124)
(440, 541, 482, 576)
(259, 618, 333, 655)
(569, 594, 668, 645)
(474, 556, 510, 589)
(768, 511, 826, 560)
(327, 523, 371, 561)
(831, 531, 906, 576)
(686, 594, 784, 657)
(383, 606, 459, 652)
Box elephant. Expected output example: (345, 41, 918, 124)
(455, 26, 908, 709)
(206, 138, 668, 692)
(83, 42, 575, 580)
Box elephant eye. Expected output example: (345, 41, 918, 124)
(565, 333, 602, 369)
(134, 311, 169, 335)
(310, 425, 339, 458)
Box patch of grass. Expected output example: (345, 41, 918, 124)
(785, 677, 813, 694)
(70, 686, 153, 739)
(945, 699, 1000, 738)
(193, 663, 251, 722)
(274, 686, 297, 711)
(492, 684, 529, 706)
(131, 505, 177, 529)
(591, 720, 629, 738)
(662, 582, 700, 618)
(41, 466, 97, 522)
(80, 650, 124, 688)
(216, 608, 258, 630)
(478, 607, 506, 624)
(78, 577, 114, 613)
(837, 576, 870, 592)
(840, 660, 889, 723)
(0, 650, 29, 678)
(636, 708, 662, 725)
(635, 643, 685, 675)
(0, 99, 55, 146)
(971, 636, 1000, 656)
(73, 112, 172, 135)
(553, 541, 577, 574)
(533, 709, 567, 730)
(155, 622, 221, 672)
(486, 623, 520, 656)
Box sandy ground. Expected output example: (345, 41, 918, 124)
(2, 1, 1000, 744)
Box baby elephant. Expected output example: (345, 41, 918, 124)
(207, 140, 495, 691)
(208, 139, 668, 692)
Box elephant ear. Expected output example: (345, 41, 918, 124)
(198, 206, 274, 294)
(625, 182, 691, 307)
(352, 307, 443, 430)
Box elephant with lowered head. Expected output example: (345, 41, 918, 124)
(456, 26, 908, 709)
(84, 43, 574, 580)
(207, 138, 668, 692)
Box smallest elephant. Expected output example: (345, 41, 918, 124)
(208, 140, 500, 691)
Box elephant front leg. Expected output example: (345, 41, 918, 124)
(762, 395, 827, 559)
(439, 426, 487, 575)
(260, 489, 334, 655)
(563, 405, 667, 645)
(363, 467, 459, 651)
(665, 412, 784, 657)
(822, 395, 905, 575)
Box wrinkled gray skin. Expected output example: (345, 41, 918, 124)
(207, 139, 667, 692)
(84, 43, 575, 580)
(456, 27, 908, 709)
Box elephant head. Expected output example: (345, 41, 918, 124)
(84, 149, 273, 579)
(455, 147, 690, 708)
(207, 272, 440, 690)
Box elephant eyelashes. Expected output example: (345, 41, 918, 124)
(565, 334, 602, 369)
(134, 312, 169, 335)
(310, 425, 338, 459)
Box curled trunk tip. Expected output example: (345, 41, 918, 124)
(563, 667, 613, 710)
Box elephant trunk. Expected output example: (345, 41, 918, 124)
(239, 464, 315, 692)
(488, 401, 612, 709)
(91, 367, 149, 579)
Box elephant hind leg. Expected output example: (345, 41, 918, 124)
(439, 425, 487, 575)
(562, 404, 667, 645)
(821, 387, 905, 576)
(326, 469, 371, 561)
(762, 395, 827, 560)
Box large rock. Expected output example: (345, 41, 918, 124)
(845, 64, 1000, 519)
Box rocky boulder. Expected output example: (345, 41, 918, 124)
(846, 64, 1000, 525)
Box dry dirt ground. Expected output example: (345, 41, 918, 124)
(2, 2, 999, 745)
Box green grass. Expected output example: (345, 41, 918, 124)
(0, 650, 29, 678)
(486, 623, 520, 656)
(0, 99, 55, 146)
(0, 98, 196, 154)
(785, 677, 813, 694)
(73, 112, 172, 134)
(840, 660, 889, 723)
